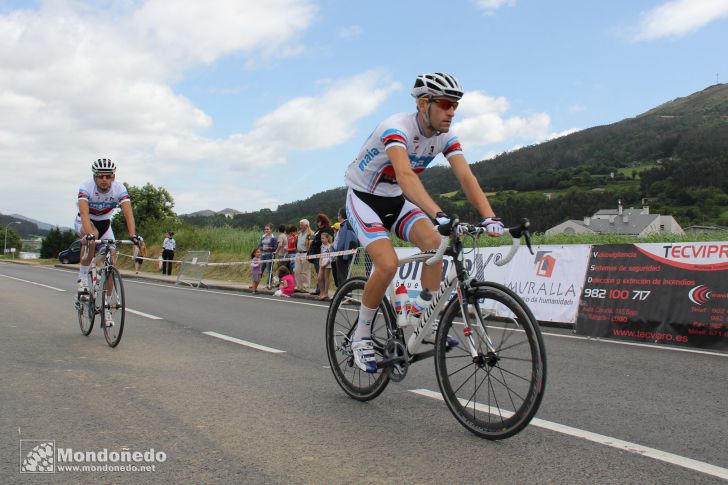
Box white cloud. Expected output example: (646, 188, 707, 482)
(0, 0, 400, 225)
(474, 0, 516, 14)
(632, 0, 728, 41)
(453, 91, 552, 148)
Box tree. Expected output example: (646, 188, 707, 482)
(112, 183, 178, 239)
(3, 227, 22, 255)
(40, 227, 77, 258)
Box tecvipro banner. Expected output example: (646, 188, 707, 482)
(576, 243, 728, 349)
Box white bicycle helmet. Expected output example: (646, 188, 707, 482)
(411, 72, 463, 100)
(92, 158, 116, 174)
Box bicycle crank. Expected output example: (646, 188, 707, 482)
(383, 340, 409, 382)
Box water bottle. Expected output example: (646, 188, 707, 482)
(407, 289, 432, 328)
(393, 284, 410, 327)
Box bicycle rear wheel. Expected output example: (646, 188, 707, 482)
(101, 267, 125, 347)
(77, 273, 95, 336)
(325, 277, 396, 401)
(434, 282, 546, 440)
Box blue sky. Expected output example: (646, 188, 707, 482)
(1, 0, 727, 227)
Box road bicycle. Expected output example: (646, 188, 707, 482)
(325, 217, 547, 439)
(76, 238, 131, 347)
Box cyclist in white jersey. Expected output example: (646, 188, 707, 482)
(75, 158, 140, 298)
(344, 72, 505, 373)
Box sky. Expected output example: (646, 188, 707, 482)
(1, 0, 727, 227)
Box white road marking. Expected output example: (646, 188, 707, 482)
(0, 274, 65, 292)
(202, 331, 286, 354)
(126, 308, 163, 320)
(411, 389, 728, 481)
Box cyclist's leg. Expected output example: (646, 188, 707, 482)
(346, 190, 397, 372)
(395, 210, 442, 292)
(75, 217, 99, 292)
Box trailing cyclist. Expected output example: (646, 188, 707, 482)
(344, 72, 504, 372)
(75, 158, 141, 325)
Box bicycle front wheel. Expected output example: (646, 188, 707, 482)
(434, 282, 546, 440)
(325, 277, 396, 401)
(101, 267, 125, 347)
(77, 273, 95, 336)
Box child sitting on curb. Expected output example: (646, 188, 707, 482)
(274, 266, 295, 298)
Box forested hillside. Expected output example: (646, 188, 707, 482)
(184, 83, 728, 231)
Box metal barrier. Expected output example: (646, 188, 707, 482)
(175, 251, 210, 288)
(347, 247, 372, 279)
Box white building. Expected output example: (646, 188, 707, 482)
(546, 202, 684, 236)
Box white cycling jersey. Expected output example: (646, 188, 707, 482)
(77, 179, 130, 221)
(344, 112, 463, 197)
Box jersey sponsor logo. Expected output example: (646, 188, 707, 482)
(357, 147, 380, 171)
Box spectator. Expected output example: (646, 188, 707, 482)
(286, 225, 297, 271)
(317, 232, 334, 300)
(333, 207, 358, 285)
(249, 248, 262, 294)
(275, 224, 289, 270)
(162, 231, 176, 276)
(274, 266, 295, 298)
(133, 238, 147, 274)
(308, 213, 335, 295)
(258, 223, 278, 289)
(294, 219, 313, 292)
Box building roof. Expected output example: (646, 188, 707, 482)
(574, 214, 659, 235)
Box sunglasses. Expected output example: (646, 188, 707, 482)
(95, 174, 114, 180)
(431, 98, 459, 111)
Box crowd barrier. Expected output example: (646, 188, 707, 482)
(119, 241, 728, 350)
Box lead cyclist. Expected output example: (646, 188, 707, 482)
(344, 72, 505, 373)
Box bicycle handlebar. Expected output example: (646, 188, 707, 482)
(425, 217, 533, 267)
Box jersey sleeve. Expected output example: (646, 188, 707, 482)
(442, 135, 463, 159)
(114, 182, 131, 204)
(379, 118, 409, 150)
(78, 183, 91, 201)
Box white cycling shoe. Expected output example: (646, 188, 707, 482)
(77, 279, 89, 294)
(102, 310, 114, 328)
(351, 339, 377, 373)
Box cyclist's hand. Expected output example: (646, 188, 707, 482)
(481, 217, 504, 237)
(434, 212, 451, 226)
(84, 234, 96, 241)
(130, 235, 142, 246)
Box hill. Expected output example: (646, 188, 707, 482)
(185, 83, 728, 231)
(0, 213, 48, 238)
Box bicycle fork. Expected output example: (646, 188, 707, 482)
(458, 289, 498, 359)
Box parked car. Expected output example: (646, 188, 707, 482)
(58, 240, 83, 264)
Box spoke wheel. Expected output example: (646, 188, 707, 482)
(101, 267, 125, 347)
(435, 282, 546, 439)
(325, 277, 397, 401)
(77, 273, 95, 336)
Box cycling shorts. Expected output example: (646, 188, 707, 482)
(346, 188, 430, 249)
(74, 216, 114, 242)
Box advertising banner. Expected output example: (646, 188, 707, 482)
(393, 244, 590, 324)
(576, 243, 728, 349)
(502, 245, 591, 323)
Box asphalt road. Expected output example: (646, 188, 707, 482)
(1, 262, 727, 484)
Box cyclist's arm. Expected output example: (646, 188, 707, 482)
(388, 146, 442, 218)
(447, 154, 496, 219)
(78, 199, 96, 236)
(120, 200, 137, 237)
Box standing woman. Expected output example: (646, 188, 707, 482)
(162, 231, 176, 276)
(133, 237, 147, 274)
(307, 213, 334, 295)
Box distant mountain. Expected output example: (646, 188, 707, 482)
(181, 208, 243, 218)
(10, 213, 65, 231)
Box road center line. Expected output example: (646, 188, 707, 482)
(410, 389, 728, 481)
(0, 274, 65, 292)
(126, 308, 163, 320)
(202, 331, 286, 354)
